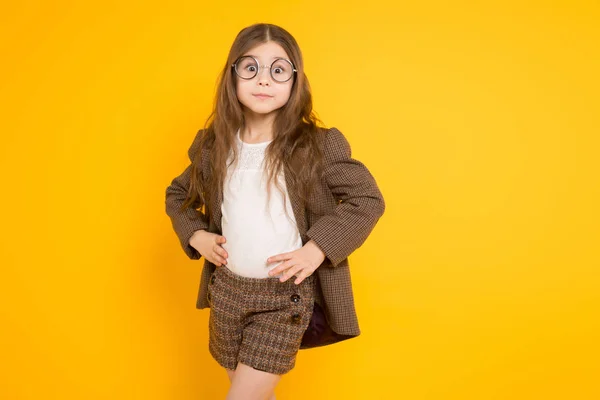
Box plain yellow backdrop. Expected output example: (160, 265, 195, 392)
(1, 1, 598, 399)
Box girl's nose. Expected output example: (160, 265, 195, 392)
(257, 66, 271, 85)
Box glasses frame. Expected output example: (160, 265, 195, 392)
(232, 56, 297, 83)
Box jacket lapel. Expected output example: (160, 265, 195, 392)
(284, 169, 308, 240)
(211, 185, 223, 232)
(200, 147, 223, 232)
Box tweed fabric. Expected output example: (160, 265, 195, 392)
(208, 264, 316, 375)
(165, 126, 385, 347)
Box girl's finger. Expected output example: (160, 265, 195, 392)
(210, 252, 224, 265)
(280, 266, 302, 282)
(269, 261, 289, 276)
(214, 245, 226, 258)
(294, 272, 309, 285)
(268, 252, 291, 263)
(214, 245, 227, 259)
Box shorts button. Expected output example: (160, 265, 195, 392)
(210, 275, 216, 284)
(290, 294, 301, 303)
(291, 313, 301, 323)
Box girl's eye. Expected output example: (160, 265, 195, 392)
(273, 67, 283, 74)
(247, 65, 257, 72)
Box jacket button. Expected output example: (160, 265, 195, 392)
(291, 313, 301, 323)
(290, 294, 301, 303)
(210, 275, 216, 284)
(207, 292, 212, 302)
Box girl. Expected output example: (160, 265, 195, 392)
(165, 23, 385, 400)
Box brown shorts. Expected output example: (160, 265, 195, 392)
(207, 264, 316, 375)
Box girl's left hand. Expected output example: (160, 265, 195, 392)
(267, 240, 326, 284)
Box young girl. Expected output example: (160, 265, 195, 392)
(165, 23, 385, 399)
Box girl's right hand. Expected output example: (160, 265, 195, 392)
(189, 230, 228, 266)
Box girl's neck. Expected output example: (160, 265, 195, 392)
(241, 111, 276, 143)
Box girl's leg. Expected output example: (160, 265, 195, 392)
(225, 368, 276, 400)
(225, 362, 280, 400)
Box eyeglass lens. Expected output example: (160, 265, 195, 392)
(234, 56, 294, 82)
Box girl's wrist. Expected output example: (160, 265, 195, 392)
(306, 240, 326, 259)
(189, 229, 207, 244)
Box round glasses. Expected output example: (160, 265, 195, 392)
(232, 56, 297, 83)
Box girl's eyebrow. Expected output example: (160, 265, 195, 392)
(244, 54, 288, 60)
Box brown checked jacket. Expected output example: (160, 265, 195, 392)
(165, 126, 385, 348)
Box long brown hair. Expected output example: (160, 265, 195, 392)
(181, 23, 326, 221)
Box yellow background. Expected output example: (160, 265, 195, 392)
(1, 1, 598, 399)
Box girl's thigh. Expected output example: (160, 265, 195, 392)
(226, 361, 281, 400)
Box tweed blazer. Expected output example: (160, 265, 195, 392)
(165, 126, 385, 348)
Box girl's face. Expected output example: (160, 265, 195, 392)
(235, 41, 294, 117)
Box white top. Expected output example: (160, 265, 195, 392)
(220, 128, 303, 278)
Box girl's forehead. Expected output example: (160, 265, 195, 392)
(242, 42, 290, 61)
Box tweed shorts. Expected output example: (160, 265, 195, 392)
(207, 264, 316, 375)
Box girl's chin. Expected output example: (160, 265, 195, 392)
(241, 104, 282, 116)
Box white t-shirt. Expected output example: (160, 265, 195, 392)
(220, 129, 303, 278)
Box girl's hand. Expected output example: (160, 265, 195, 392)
(189, 230, 228, 267)
(267, 240, 326, 284)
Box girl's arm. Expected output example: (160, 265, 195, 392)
(306, 127, 386, 268)
(165, 129, 209, 260)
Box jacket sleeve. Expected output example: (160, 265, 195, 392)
(306, 127, 386, 268)
(165, 129, 209, 260)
